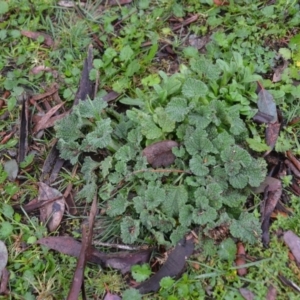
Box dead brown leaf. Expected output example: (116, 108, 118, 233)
(264, 122, 281, 156)
(142, 140, 179, 168)
(266, 285, 277, 300)
(261, 179, 282, 246)
(38, 182, 65, 232)
(21, 30, 54, 47)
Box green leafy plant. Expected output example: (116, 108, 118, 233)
(55, 58, 267, 246)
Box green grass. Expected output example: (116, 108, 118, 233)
(1, 0, 300, 299)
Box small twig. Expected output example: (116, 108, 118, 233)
(93, 241, 148, 251)
(94, 70, 100, 100)
(286, 151, 300, 172)
(173, 14, 199, 31)
(15, 196, 63, 213)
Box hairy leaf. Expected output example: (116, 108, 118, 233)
(179, 205, 193, 227)
(85, 119, 113, 150)
(154, 107, 175, 133)
(230, 213, 261, 244)
(192, 206, 217, 225)
(182, 78, 208, 99)
(107, 194, 129, 217)
(189, 155, 209, 177)
(165, 97, 190, 122)
(121, 217, 140, 244)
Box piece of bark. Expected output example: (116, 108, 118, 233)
(67, 197, 97, 299)
(18, 96, 29, 163)
(40, 144, 65, 185)
(73, 44, 95, 106)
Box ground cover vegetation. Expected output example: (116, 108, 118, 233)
(1, 0, 300, 299)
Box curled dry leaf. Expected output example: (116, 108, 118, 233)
(142, 140, 179, 168)
(33, 102, 65, 134)
(38, 182, 65, 232)
(236, 242, 247, 276)
(21, 30, 54, 47)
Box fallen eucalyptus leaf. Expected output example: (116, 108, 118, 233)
(137, 238, 194, 294)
